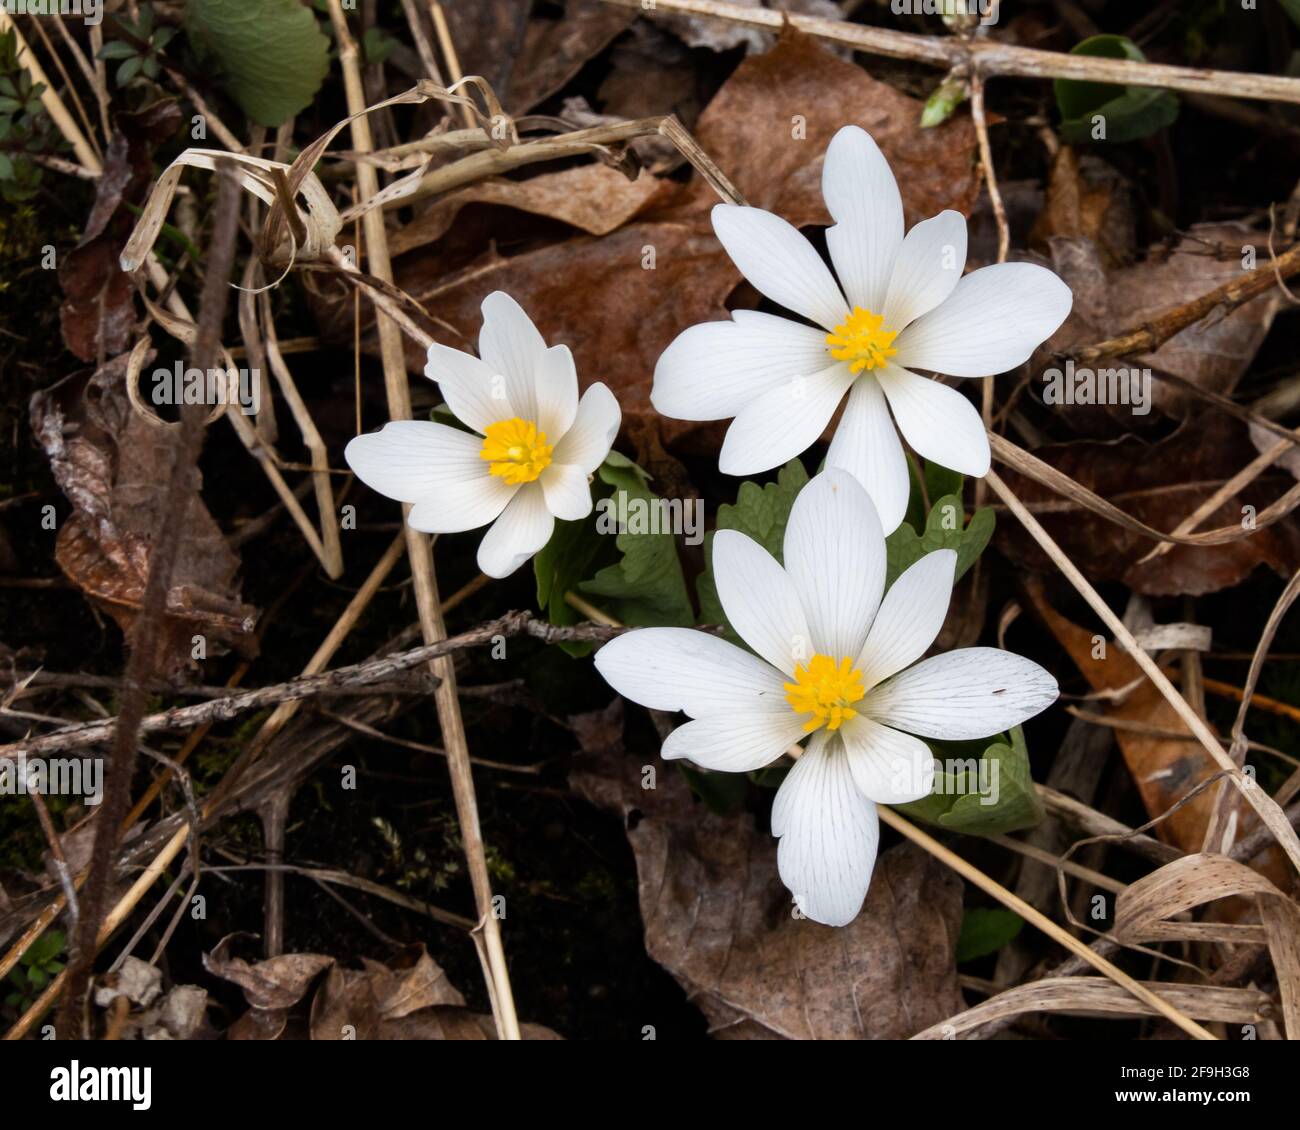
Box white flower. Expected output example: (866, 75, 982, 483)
(593, 469, 1058, 927)
(345, 292, 621, 579)
(652, 124, 1073, 534)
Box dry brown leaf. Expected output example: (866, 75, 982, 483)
(29, 357, 258, 676)
(1115, 853, 1300, 1037)
(998, 415, 1300, 596)
(1024, 581, 1292, 891)
(510, 0, 637, 112)
(203, 934, 334, 1012)
(308, 947, 560, 1040)
(663, 26, 980, 225)
(1048, 224, 1280, 422)
(357, 943, 464, 1018)
(388, 164, 670, 257)
(58, 101, 181, 362)
(913, 977, 1275, 1039)
(1029, 147, 1136, 268)
(569, 702, 964, 1039)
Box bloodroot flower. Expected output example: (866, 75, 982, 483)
(652, 124, 1073, 533)
(345, 292, 621, 578)
(593, 470, 1058, 927)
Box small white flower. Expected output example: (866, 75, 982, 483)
(345, 292, 621, 579)
(652, 124, 1074, 534)
(593, 469, 1058, 927)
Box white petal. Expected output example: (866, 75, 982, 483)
(478, 291, 545, 422)
(882, 210, 967, 331)
(424, 343, 505, 434)
(893, 262, 1073, 377)
(825, 376, 911, 535)
(822, 125, 904, 313)
(346, 419, 483, 504)
(534, 344, 579, 438)
(772, 733, 879, 927)
(712, 530, 812, 677)
(475, 481, 554, 578)
(718, 362, 854, 477)
(711, 203, 847, 331)
(407, 478, 515, 534)
(662, 712, 806, 773)
(539, 462, 592, 521)
(652, 310, 831, 422)
(864, 647, 1059, 740)
(593, 627, 790, 717)
(782, 468, 886, 662)
(858, 549, 956, 687)
(840, 716, 936, 803)
(876, 365, 990, 477)
(551, 382, 621, 474)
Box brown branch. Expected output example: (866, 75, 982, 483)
(0, 615, 624, 761)
(599, 0, 1300, 105)
(1071, 240, 1300, 366)
(58, 160, 245, 1037)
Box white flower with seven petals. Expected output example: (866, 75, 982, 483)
(652, 125, 1074, 534)
(593, 469, 1058, 927)
(345, 292, 621, 579)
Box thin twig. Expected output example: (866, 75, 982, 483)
(599, 0, 1300, 105)
(985, 469, 1300, 874)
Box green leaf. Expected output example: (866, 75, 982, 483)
(885, 489, 994, 588)
(186, 0, 330, 127)
(1054, 34, 1179, 144)
(116, 55, 143, 87)
(0, 152, 12, 180)
(1283, 0, 1300, 31)
(923, 460, 964, 506)
(679, 764, 747, 815)
(956, 908, 1024, 963)
(532, 508, 610, 658)
(577, 454, 694, 628)
(96, 40, 139, 61)
(696, 459, 809, 628)
(920, 75, 968, 128)
(895, 725, 1044, 836)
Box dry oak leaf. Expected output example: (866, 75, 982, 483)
(1023, 579, 1291, 887)
(203, 934, 334, 1013)
(995, 414, 1300, 596)
(387, 164, 672, 257)
(1048, 223, 1280, 423)
(569, 701, 964, 1040)
(29, 357, 258, 676)
(309, 946, 560, 1041)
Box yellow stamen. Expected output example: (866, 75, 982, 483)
(783, 654, 866, 734)
(825, 307, 898, 373)
(479, 417, 553, 484)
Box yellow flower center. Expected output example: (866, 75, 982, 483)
(479, 417, 553, 484)
(783, 654, 866, 734)
(826, 307, 898, 373)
